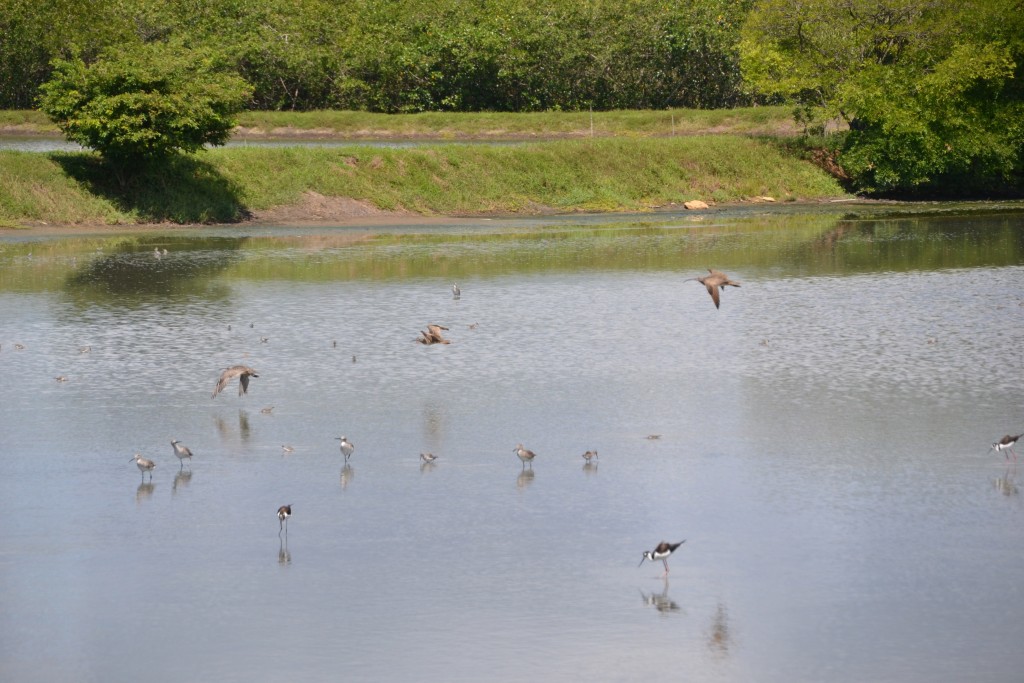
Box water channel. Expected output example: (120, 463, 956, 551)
(1, 203, 1023, 682)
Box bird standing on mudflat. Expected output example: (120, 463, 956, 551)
(420, 452, 438, 464)
(212, 365, 259, 398)
(687, 269, 741, 309)
(639, 540, 686, 577)
(514, 444, 537, 469)
(582, 450, 598, 463)
(131, 453, 156, 481)
(170, 440, 193, 468)
(991, 434, 1022, 461)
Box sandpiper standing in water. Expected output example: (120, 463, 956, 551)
(131, 453, 156, 481)
(514, 444, 537, 469)
(170, 440, 193, 468)
(639, 540, 686, 577)
(337, 436, 355, 462)
(991, 434, 1022, 461)
(277, 505, 292, 534)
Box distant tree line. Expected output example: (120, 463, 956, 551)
(9, 0, 1023, 195)
(1, 0, 754, 112)
(740, 0, 1024, 195)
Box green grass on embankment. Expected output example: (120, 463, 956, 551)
(233, 106, 800, 139)
(1, 106, 799, 139)
(0, 136, 846, 227)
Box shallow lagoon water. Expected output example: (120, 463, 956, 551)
(1, 205, 1023, 682)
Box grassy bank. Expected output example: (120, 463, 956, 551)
(1, 106, 799, 139)
(0, 136, 846, 227)
(232, 106, 800, 139)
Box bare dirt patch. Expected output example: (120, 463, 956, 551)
(250, 191, 413, 225)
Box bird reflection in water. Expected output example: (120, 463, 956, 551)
(213, 414, 230, 442)
(278, 536, 291, 566)
(238, 410, 251, 441)
(135, 481, 155, 504)
(993, 466, 1019, 497)
(639, 578, 681, 616)
(422, 404, 445, 441)
(707, 603, 732, 656)
(340, 464, 354, 490)
(582, 461, 598, 475)
(172, 468, 193, 494)
(516, 468, 535, 490)
(212, 410, 253, 445)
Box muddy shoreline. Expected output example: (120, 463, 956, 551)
(2, 197, 923, 237)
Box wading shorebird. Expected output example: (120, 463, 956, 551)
(452, 283, 461, 299)
(420, 452, 438, 464)
(281, 445, 294, 454)
(211, 365, 259, 398)
(639, 540, 686, 577)
(337, 436, 355, 462)
(131, 453, 156, 481)
(277, 505, 292, 534)
(170, 440, 193, 468)
(687, 269, 741, 309)
(582, 450, 599, 463)
(991, 434, 1022, 461)
(514, 444, 537, 469)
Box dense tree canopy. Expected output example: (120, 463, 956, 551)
(2, 0, 753, 113)
(739, 0, 1024, 193)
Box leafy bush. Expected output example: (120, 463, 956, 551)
(38, 40, 251, 178)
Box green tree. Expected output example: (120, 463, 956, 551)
(38, 40, 252, 180)
(739, 0, 1024, 194)
(0, 0, 136, 108)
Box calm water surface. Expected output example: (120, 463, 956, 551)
(2, 205, 1023, 682)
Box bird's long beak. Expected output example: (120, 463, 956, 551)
(638, 556, 646, 567)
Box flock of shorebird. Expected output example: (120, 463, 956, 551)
(118, 274, 728, 576)
(111, 267, 1014, 578)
